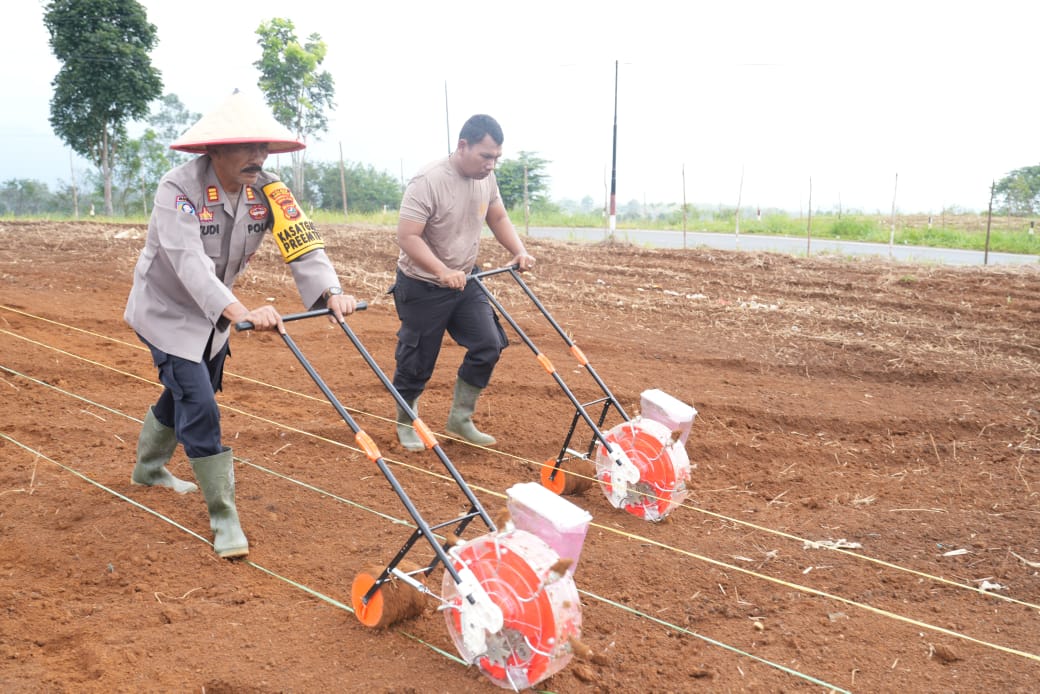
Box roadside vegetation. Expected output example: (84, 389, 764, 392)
(11, 205, 1035, 256)
(516, 206, 1040, 255)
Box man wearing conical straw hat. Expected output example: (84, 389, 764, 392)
(124, 90, 359, 559)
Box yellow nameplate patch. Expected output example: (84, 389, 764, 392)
(262, 182, 324, 262)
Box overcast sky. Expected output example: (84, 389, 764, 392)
(6, 1, 1037, 213)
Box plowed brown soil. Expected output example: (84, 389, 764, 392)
(1, 220, 1038, 692)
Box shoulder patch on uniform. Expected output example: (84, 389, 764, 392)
(175, 195, 196, 216)
(262, 182, 324, 263)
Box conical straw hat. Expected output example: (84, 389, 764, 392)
(170, 90, 305, 154)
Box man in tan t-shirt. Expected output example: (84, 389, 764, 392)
(391, 114, 535, 451)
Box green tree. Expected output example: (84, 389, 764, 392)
(53, 181, 86, 217)
(43, 0, 163, 216)
(994, 165, 1040, 216)
(103, 93, 201, 216)
(340, 162, 404, 214)
(0, 179, 59, 216)
(110, 129, 171, 215)
(109, 93, 202, 215)
(620, 198, 644, 221)
(147, 94, 200, 170)
(285, 161, 403, 214)
(254, 18, 335, 202)
(496, 151, 551, 211)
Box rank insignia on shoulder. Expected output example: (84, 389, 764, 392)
(245, 187, 256, 201)
(207, 186, 219, 202)
(175, 195, 196, 216)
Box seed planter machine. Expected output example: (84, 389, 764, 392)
(236, 305, 584, 690)
(470, 265, 696, 522)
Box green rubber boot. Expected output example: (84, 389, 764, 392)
(396, 397, 425, 452)
(445, 379, 496, 446)
(131, 407, 198, 494)
(190, 447, 249, 559)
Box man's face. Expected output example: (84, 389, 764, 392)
(455, 135, 501, 180)
(209, 142, 270, 191)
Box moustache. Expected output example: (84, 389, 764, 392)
(241, 165, 262, 174)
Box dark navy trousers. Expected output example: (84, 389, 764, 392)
(139, 332, 229, 459)
(390, 269, 508, 402)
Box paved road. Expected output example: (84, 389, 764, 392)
(524, 226, 1040, 267)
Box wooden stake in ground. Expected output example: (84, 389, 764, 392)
(984, 180, 995, 266)
(608, 60, 619, 243)
(338, 141, 348, 216)
(735, 165, 744, 249)
(69, 150, 79, 219)
(682, 163, 688, 250)
(806, 176, 813, 256)
(889, 172, 899, 253)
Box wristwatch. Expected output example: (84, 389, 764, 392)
(322, 286, 343, 301)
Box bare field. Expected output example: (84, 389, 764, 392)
(2, 220, 1039, 692)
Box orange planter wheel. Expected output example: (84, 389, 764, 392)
(540, 458, 595, 495)
(351, 562, 426, 628)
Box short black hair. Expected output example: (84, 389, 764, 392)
(459, 114, 503, 146)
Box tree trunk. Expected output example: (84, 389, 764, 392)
(70, 150, 79, 219)
(102, 128, 114, 216)
(292, 150, 306, 205)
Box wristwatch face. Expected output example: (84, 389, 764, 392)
(326, 287, 343, 298)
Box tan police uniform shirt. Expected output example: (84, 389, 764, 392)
(125, 155, 339, 362)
